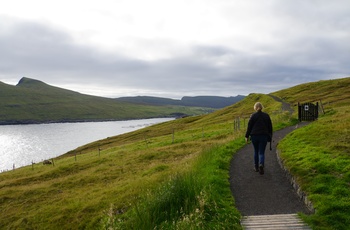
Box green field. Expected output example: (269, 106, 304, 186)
(0, 77, 349, 229)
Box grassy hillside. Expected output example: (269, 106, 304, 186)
(271, 77, 350, 109)
(0, 77, 349, 229)
(0, 77, 210, 124)
(271, 77, 350, 229)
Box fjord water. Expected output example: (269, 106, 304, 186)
(0, 118, 173, 172)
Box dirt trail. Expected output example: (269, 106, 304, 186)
(269, 94, 295, 114)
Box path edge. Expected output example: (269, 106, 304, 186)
(276, 149, 315, 213)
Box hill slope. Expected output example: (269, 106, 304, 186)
(271, 77, 350, 108)
(0, 78, 210, 124)
(0, 77, 349, 229)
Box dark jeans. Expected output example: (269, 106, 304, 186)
(251, 135, 268, 167)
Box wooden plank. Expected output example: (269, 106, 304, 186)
(241, 214, 311, 230)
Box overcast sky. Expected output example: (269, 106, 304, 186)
(1, 0, 349, 99)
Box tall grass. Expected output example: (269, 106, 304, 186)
(105, 140, 245, 229)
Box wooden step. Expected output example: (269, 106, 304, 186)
(241, 214, 311, 230)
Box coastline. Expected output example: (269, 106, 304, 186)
(0, 115, 181, 126)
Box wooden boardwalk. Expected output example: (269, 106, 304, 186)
(241, 214, 311, 230)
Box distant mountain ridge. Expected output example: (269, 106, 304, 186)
(0, 77, 243, 124)
(116, 95, 245, 108)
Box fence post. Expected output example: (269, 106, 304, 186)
(319, 100, 325, 114)
(172, 128, 175, 144)
(234, 117, 241, 132)
(144, 135, 149, 148)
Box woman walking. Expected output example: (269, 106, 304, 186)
(245, 102, 273, 175)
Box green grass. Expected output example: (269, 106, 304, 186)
(0, 77, 350, 229)
(271, 76, 350, 109)
(107, 141, 245, 229)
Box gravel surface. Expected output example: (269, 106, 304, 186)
(229, 123, 312, 216)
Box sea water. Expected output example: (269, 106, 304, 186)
(0, 118, 173, 171)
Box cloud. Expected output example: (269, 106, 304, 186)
(0, 18, 147, 79)
(0, 0, 350, 99)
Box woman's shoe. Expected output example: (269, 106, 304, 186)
(259, 165, 264, 175)
(254, 165, 259, 172)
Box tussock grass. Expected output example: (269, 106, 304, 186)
(107, 141, 245, 229)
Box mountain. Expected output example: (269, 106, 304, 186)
(116, 95, 245, 108)
(0, 77, 212, 124)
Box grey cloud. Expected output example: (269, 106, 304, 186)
(0, 14, 349, 98)
(0, 18, 149, 81)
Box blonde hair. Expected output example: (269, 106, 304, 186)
(254, 102, 263, 111)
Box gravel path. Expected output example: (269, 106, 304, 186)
(229, 123, 312, 216)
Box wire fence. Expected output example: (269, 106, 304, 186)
(5, 111, 294, 173)
(2, 117, 248, 172)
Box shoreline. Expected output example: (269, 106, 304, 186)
(0, 115, 181, 126)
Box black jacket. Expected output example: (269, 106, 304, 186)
(245, 110, 273, 140)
